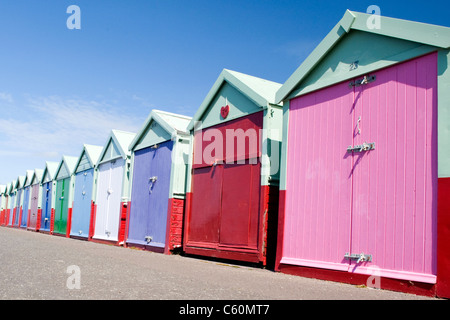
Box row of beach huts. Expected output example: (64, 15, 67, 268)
(1, 10, 450, 298)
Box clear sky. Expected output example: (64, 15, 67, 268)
(0, 0, 449, 185)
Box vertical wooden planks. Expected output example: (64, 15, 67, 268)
(282, 82, 353, 271)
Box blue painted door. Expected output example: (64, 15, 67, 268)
(70, 169, 94, 238)
(21, 186, 31, 228)
(40, 182, 52, 231)
(14, 189, 22, 226)
(127, 140, 173, 248)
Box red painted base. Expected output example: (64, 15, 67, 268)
(88, 202, 127, 247)
(164, 198, 185, 254)
(437, 177, 450, 298)
(277, 176, 450, 299)
(278, 263, 436, 297)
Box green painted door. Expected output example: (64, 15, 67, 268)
(54, 178, 69, 235)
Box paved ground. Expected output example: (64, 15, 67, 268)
(0, 226, 438, 301)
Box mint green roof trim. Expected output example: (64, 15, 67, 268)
(15, 176, 25, 189)
(74, 144, 103, 171)
(24, 170, 35, 187)
(42, 161, 60, 183)
(30, 169, 44, 185)
(9, 180, 17, 193)
(187, 69, 282, 131)
(97, 129, 136, 165)
(276, 9, 450, 103)
(55, 155, 78, 180)
(129, 109, 192, 151)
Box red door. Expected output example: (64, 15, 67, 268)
(186, 112, 264, 262)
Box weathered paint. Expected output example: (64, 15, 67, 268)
(126, 140, 173, 249)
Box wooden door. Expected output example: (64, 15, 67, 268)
(283, 53, 437, 283)
(20, 187, 31, 228)
(128, 141, 173, 247)
(71, 169, 94, 237)
(28, 184, 40, 229)
(94, 162, 111, 240)
(40, 182, 52, 231)
(349, 53, 437, 283)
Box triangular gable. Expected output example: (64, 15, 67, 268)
(0, 185, 5, 195)
(74, 144, 103, 173)
(276, 10, 450, 102)
(42, 161, 59, 184)
(188, 69, 282, 131)
(15, 176, 25, 189)
(30, 169, 44, 186)
(8, 181, 16, 195)
(129, 110, 191, 152)
(55, 156, 78, 180)
(97, 130, 136, 165)
(24, 170, 34, 187)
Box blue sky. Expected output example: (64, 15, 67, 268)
(0, 0, 449, 185)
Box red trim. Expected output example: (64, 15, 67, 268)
(278, 263, 436, 297)
(50, 208, 55, 234)
(164, 198, 185, 254)
(275, 189, 286, 272)
(123, 201, 131, 245)
(36, 208, 42, 231)
(88, 201, 96, 240)
(66, 207, 73, 238)
(118, 202, 127, 244)
(437, 177, 450, 298)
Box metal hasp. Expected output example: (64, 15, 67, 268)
(344, 252, 372, 263)
(349, 75, 376, 88)
(145, 236, 153, 244)
(347, 142, 375, 153)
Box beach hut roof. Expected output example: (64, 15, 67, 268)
(129, 109, 192, 151)
(275, 9, 450, 103)
(187, 69, 282, 131)
(97, 129, 136, 165)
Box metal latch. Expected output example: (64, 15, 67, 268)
(347, 142, 375, 153)
(149, 176, 157, 193)
(344, 252, 372, 263)
(349, 75, 376, 88)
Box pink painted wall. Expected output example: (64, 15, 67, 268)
(282, 53, 438, 283)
